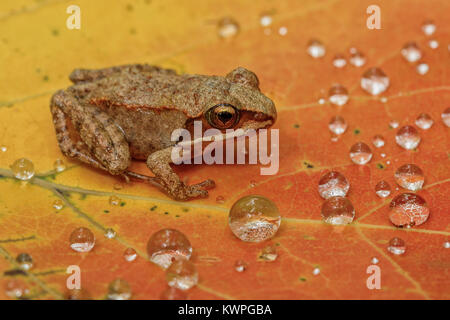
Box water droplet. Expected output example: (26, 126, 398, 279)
(389, 193, 429, 227)
(328, 116, 347, 135)
(109, 195, 120, 206)
(307, 39, 326, 58)
(53, 199, 64, 210)
(5, 280, 29, 298)
(53, 159, 66, 172)
(0, 146, 7, 152)
(107, 279, 132, 300)
(229, 195, 281, 242)
(123, 248, 137, 262)
(11, 158, 35, 181)
(318, 98, 326, 105)
(113, 183, 123, 190)
(249, 180, 257, 187)
(372, 135, 385, 148)
(395, 125, 421, 150)
(401, 42, 422, 63)
(16, 253, 33, 271)
(428, 39, 439, 49)
(349, 142, 372, 165)
(318, 171, 350, 199)
(443, 241, 450, 249)
(104, 228, 116, 239)
(332, 54, 347, 68)
(313, 267, 320, 275)
(259, 12, 273, 27)
(278, 26, 288, 36)
(234, 260, 248, 272)
(375, 180, 391, 198)
(349, 50, 366, 67)
(166, 259, 198, 290)
(321, 196, 355, 225)
(147, 229, 192, 269)
(361, 67, 390, 95)
(387, 237, 406, 255)
(216, 195, 225, 204)
(389, 120, 399, 129)
(371, 257, 379, 264)
(160, 287, 188, 300)
(259, 244, 278, 261)
(441, 107, 450, 127)
(416, 62, 429, 75)
(381, 153, 386, 158)
(415, 113, 433, 130)
(394, 164, 425, 191)
(217, 17, 239, 38)
(69, 227, 95, 253)
(380, 97, 388, 103)
(328, 84, 349, 106)
(422, 20, 436, 36)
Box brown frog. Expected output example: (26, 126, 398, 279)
(50, 64, 276, 200)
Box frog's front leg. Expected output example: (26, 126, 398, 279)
(146, 147, 215, 200)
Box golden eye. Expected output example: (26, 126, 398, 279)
(206, 104, 240, 129)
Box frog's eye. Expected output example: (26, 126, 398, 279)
(206, 104, 240, 129)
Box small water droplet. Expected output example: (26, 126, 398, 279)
(375, 180, 391, 198)
(249, 180, 257, 188)
(318, 171, 350, 199)
(389, 193, 429, 227)
(328, 84, 349, 106)
(415, 113, 433, 130)
(332, 54, 347, 68)
(278, 26, 288, 36)
(328, 116, 347, 135)
(443, 241, 450, 249)
(259, 12, 273, 27)
(147, 229, 192, 269)
(361, 67, 390, 95)
(16, 253, 33, 271)
(422, 20, 436, 36)
(416, 62, 429, 75)
(5, 280, 29, 298)
(313, 267, 320, 275)
(395, 125, 421, 150)
(234, 260, 248, 272)
(107, 279, 132, 300)
(321, 196, 355, 225)
(372, 135, 385, 148)
(387, 237, 406, 255)
(380, 97, 388, 103)
(229, 195, 281, 242)
(394, 164, 425, 191)
(349, 142, 372, 165)
(259, 244, 278, 261)
(104, 228, 116, 239)
(0, 146, 7, 152)
(123, 248, 137, 262)
(53, 159, 66, 172)
(215, 195, 225, 204)
(389, 120, 399, 129)
(11, 158, 35, 181)
(166, 259, 199, 290)
(160, 286, 188, 300)
(113, 183, 123, 190)
(349, 50, 366, 67)
(109, 195, 120, 206)
(307, 39, 326, 58)
(428, 39, 439, 49)
(441, 107, 450, 127)
(371, 257, 379, 264)
(381, 153, 386, 158)
(217, 17, 239, 38)
(69, 227, 95, 253)
(401, 42, 422, 63)
(53, 199, 64, 210)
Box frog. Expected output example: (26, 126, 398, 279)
(50, 64, 276, 200)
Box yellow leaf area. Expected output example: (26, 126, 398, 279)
(0, 0, 449, 300)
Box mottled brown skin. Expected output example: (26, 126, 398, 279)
(50, 64, 276, 200)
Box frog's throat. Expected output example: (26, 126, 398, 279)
(176, 119, 273, 147)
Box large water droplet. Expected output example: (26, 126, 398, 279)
(422, 20, 436, 36)
(321, 196, 355, 225)
(107, 279, 132, 300)
(332, 54, 347, 68)
(160, 287, 188, 300)
(69, 227, 95, 253)
(259, 244, 278, 261)
(395, 125, 421, 150)
(328, 116, 347, 135)
(361, 67, 390, 95)
(229, 195, 281, 242)
(217, 17, 239, 38)
(147, 229, 192, 269)
(387, 237, 406, 255)
(401, 42, 422, 63)
(307, 39, 326, 58)
(16, 253, 33, 271)
(349, 142, 372, 165)
(375, 180, 391, 198)
(318, 171, 350, 199)
(389, 193, 429, 227)
(415, 113, 433, 129)
(328, 84, 349, 106)
(394, 164, 425, 191)
(166, 259, 198, 290)
(123, 248, 137, 262)
(11, 158, 35, 181)
(349, 50, 366, 67)
(442, 107, 450, 127)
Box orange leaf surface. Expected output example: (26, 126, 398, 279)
(0, 0, 449, 300)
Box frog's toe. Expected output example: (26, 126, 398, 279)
(194, 179, 215, 190)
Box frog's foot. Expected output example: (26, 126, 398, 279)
(192, 179, 216, 190)
(172, 182, 213, 201)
